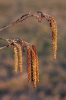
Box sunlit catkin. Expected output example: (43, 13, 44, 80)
(31, 50, 37, 88)
(14, 47, 18, 73)
(32, 45, 39, 84)
(26, 45, 31, 82)
(17, 45, 22, 72)
(49, 16, 57, 60)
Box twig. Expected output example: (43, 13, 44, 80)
(0, 45, 7, 50)
(0, 10, 44, 32)
(0, 38, 32, 50)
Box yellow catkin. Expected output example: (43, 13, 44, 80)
(14, 47, 18, 73)
(49, 16, 57, 60)
(31, 50, 37, 88)
(32, 45, 39, 85)
(26, 45, 31, 82)
(17, 45, 22, 72)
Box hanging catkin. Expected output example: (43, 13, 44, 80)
(31, 50, 37, 88)
(32, 45, 39, 84)
(14, 47, 18, 73)
(49, 16, 57, 60)
(17, 45, 22, 72)
(26, 45, 31, 82)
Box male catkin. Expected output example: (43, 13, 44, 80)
(14, 47, 18, 73)
(32, 45, 39, 84)
(17, 45, 22, 72)
(49, 16, 57, 60)
(26, 45, 31, 82)
(31, 50, 37, 88)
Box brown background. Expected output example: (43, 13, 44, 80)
(0, 0, 66, 100)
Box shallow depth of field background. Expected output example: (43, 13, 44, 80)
(0, 0, 66, 100)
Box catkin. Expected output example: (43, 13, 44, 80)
(31, 50, 37, 88)
(26, 45, 31, 82)
(49, 16, 57, 60)
(17, 45, 22, 72)
(14, 47, 18, 73)
(32, 45, 39, 84)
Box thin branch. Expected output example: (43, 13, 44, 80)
(0, 45, 7, 50)
(0, 13, 29, 31)
(0, 38, 33, 50)
(0, 10, 43, 32)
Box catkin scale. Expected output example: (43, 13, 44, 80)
(49, 16, 57, 60)
(14, 47, 18, 73)
(17, 45, 22, 72)
(32, 45, 39, 84)
(26, 45, 31, 82)
(31, 50, 37, 88)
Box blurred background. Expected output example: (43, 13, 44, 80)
(0, 0, 66, 100)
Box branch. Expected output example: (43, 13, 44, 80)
(0, 10, 48, 31)
(0, 45, 7, 50)
(0, 38, 32, 50)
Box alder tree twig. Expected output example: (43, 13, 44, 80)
(0, 10, 51, 32)
(0, 37, 31, 50)
(0, 45, 7, 50)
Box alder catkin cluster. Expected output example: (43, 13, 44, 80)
(13, 41, 39, 88)
(26, 44, 39, 88)
(0, 11, 58, 88)
(14, 45, 22, 73)
(49, 16, 57, 60)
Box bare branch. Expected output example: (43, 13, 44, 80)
(0, 10, 44, 32)
(0, 45, 7, 50)
(0, 38, 32, 50)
